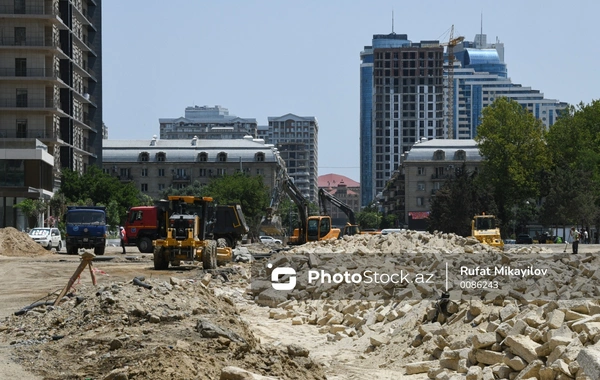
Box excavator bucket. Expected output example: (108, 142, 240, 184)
(260, 214, 284, 236)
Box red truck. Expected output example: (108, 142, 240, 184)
(124, 203, 248, 253)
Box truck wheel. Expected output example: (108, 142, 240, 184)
(94, 246, 105, 256)
(217, 238, 227, 248)
(57, 241, 62, 252)
(202, 241, 217, 270)
(138, 237, 153, 253)
(154, 247, 169, 270)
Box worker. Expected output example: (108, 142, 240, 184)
(119, 226, 127, 254)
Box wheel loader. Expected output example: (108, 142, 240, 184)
(152, 196, 232, 270)
(471, 213, 504, 249)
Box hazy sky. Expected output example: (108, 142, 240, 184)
(102, 0, 599, 182)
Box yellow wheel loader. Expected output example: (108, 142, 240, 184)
(471, 213, 504, 249)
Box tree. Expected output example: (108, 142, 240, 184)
(14, 199, 47, 228)
(165, 173, 270, 239)
(541, 101, 600, 234)
(475, 97, 550, 236)
(428, 165, 497, 236)
(58, 167, 141, 224)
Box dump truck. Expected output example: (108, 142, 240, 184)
(152, 196, 233, 270)
(65, 206, 107, 255)
(471, 213, 504, 249)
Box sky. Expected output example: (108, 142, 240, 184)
(102, 0, 599, 183)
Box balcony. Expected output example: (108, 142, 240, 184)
(0, 4, 60, 17)
(0, 34, 60, 48)
(0, 67, 59, 79)
(172, 174, 191, 183)
(0, 128, 61, 140)
(0, 98, 61, 110)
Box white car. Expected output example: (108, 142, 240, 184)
(259, 236, 282, 244)
(29, 227, 63, 251)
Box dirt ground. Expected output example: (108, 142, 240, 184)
(1, 230, 599, 379)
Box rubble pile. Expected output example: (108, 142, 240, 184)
(0, 274, 326, 380)
(0, 227, 50, 257)
(249, 231, 600, 378)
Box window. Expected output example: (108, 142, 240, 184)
(217, 168, 226, 176)
(255, 152, 265, 162)
(156, 152, 166, 161)
(14, 27, 26, 45)
(417, 167, 425, 176)
(139, 152, 149, 162)
(16, 119, 27, 138)
(120, 168, 130, 178)
(15, 58, 26, 76)
(158, 168, 165, 177)
(433, 150, 445, 160)
(217, 152, 227, 162)
(455, 150, 466, 161)
(416, 197, 424, 206)
(199, 168, 206, 177)
(16, 89, 27, 107)
(417, 181, 425, 191)
(141, 184, 148, 192)
(141, 168, 148, 177)
(158, 184, 165, 191)
(14, 0, 25, 14)
(198, 152, 208, 162)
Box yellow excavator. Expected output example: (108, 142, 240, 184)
(471, 213, 504, 249)
(153, 196, 233, 270)
(261, 168, 340, 245)
(318, 188, 360, 236)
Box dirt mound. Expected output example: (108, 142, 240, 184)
(1, 274, 326, 380)
(0, 227, 50, 257)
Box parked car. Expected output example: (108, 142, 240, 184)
(29, 227, 63, 251)
(259, 235, 282, 244)
(516, 234, 533, 244)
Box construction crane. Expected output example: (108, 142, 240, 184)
(441, 25, 464, 140)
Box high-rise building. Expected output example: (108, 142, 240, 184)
(263, 114, 319, 202)
(450, 34, 566, 139)
(0, 0, 102, 228)
(360, 33, 445, 206)
(159, 105, 257, 140)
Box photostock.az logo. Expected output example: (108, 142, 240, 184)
(268, 263, 296, 290)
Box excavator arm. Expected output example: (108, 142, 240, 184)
(318, 189, 357, 226)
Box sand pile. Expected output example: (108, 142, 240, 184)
(0, 227, 51, 257)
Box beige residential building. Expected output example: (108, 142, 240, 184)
(102, 136, 284, 200)
(0, 0, 102, 228)
(381, 138, 482, 230)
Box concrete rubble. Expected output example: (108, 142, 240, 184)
(249, 231, 600, 379)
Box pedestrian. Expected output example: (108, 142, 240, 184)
(119, 226, 127, 254)
(583, 228, 589, 244)
(569, 227, 580, 254)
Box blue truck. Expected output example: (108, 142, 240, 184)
(65, 206, 107, 255)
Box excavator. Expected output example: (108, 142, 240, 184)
(261, 167, 340, 245)
(318, 188, 360, 236)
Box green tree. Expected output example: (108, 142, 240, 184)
(14, 199, 47, 228)
(165, 173, 270, 239)
(544, 101, 600, 229)
(356, 204, 382, 230)
(428, 166, 497, 236)
(475, 97, 550, 236)
(58, 167, 141, 224)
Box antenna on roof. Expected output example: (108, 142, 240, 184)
(391, 10, 394, 34)
(480, 12, 483, 37)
